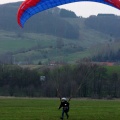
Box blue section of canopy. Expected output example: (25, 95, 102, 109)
(20, 0, 114, 27)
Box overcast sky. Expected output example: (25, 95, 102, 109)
(0, 0, 120, 17)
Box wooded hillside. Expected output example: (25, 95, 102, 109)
(0, 2, 120, 64)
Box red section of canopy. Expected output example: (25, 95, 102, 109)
(17, 0, 40, 27)
(105, 0, 120, 9)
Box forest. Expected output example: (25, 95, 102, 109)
(85, 14, 120, 38)
(92, 48, 120, 62)
(0, 63, 119, 99)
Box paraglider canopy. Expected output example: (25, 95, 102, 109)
(17, 0, 120, 27)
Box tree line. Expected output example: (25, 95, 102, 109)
(85, 14, 120, 38)
(0, 63, 120, 99)
(92, 49, 120, 62)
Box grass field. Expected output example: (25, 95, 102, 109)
(105, 66, 120, 75)
(0, 97, 120, 120)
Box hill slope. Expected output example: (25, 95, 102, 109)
(0, 2, 120, 64)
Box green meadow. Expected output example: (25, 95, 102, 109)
(0, 97, 120, 120)
(105, 65, 120, 75)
